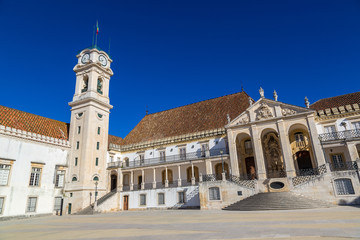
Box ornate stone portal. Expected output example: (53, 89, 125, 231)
(262, 132, 286, 178)
(256, 103, 273, 120)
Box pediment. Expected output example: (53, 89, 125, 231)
(226, 98, 314, 128)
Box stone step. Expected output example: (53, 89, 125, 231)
(223, 192, 333, 211)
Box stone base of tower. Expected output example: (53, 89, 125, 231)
(63, 189, 108, 214)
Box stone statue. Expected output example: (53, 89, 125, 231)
(305, 96, 310, 108)
(259, 87, 264, 98)
(273, 90, 278, 101)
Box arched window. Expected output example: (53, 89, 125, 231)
(294, 132, 305, 142)
(97, 78, 103, 94)
(72, 176, 77, 182)
(209, 187, 220, 200)
(81, 76, 88, 93)
(93, 176, 99, 181)
(334, 178, 355, 195)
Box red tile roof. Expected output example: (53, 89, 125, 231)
(121, 91, 251, 146)
(0, 105, 69, 140)
(108, 134, 123, 146)
(310, 91, 360, 111)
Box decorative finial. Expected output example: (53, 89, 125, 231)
(273, 90, 278, 101)
(241, 84, 244, 92)
(259, 87, 264, 98)
(304, 97, 310, 108)
(248, 97, 253, 106)
(227, 114, 231, 123)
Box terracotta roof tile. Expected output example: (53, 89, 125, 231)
(121, 91, 251, 146)
(310, 91, 360, 111)
(108, 134, 123, 145)
(0, 105, 69, 140)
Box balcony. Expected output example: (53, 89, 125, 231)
(319, 129, 360, 143)
(107, 148, 229, 169)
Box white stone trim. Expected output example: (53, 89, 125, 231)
(0, 125, 70, 148)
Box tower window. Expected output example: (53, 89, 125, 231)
(76, 141, 79, 150)
(93, 176, 99, 181)
(96, 158, 99, 166)
(78, 126, 81, 134)
(75, 158, 78, 166)
(81, 77, 88, 93)
(97, 78, 103, 94)
(98, 127, 101, 135)
(96, 142, 100, 150)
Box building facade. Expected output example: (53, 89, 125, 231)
(0, 47, 359, 218)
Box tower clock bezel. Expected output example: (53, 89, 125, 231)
(81, 53, 90, 64)
(98, 55, 107, 66)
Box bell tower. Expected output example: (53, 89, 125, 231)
(64, 47, 113, 214)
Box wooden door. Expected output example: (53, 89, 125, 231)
(123, 196, 128, 210)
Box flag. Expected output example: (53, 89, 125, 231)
(96, 21, 99, 35)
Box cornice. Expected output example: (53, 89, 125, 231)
(315, 110, 360, 122)
(0, 125, 70, 148)
(69, 96, 113, 110)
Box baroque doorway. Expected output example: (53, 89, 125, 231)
(262, 132, 286, 178)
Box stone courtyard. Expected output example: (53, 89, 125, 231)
(1, 206, 360, 240)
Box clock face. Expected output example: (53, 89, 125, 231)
(81, 53, 90, 64)
(99, 55, 107, 66)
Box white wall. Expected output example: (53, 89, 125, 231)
(0, 135, 68, 217)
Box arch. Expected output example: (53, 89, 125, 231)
(262, 131, 286, 178)
(72, 176, 77, 182)
(110, 172, 117, 191)
(186, 166, 199, 182)
(97, 77, 103, 94)
(214, 163, 229, 180)
(235, 132, 257, 179)
(81, 75, 88, 93)
(123, 174, 130, 186)
(93, 176, 99, 181)
(161, 169, 173, 184)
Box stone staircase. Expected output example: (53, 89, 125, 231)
(223, 192, 334, 211)
(75, 190, 117, 215)
(171, 186, 200, 209)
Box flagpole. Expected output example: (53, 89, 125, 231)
(95, 20, 99, 48)
(92, 25, 95, 46)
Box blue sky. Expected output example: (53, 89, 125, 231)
(0, 0, 359, 138)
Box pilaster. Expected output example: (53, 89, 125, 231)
(276, 119, 296, 177)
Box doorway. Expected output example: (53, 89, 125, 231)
(123, 195, 128, 210)
(68, 203, 72, 214)
(110, 174, 117, 191)
(296, 151, 313, 170)
(138, 176, 142, 189)
(245, 157, 257, 179)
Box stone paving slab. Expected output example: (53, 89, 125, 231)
(0, 206, 360, 239)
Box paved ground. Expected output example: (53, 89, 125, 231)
(1, 206, 360, 240)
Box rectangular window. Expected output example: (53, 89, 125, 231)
(209, 187, 221, 200)
(0, 197, 4, 214)
(158, 193, 165, 205)
(0, 164, 11, 185)
(178, 192, 185, 203)
(55, 170, 65, 187)
(140, 194, 146, 206)
(335, 179, 355, 195)
(27, 197, 37, 212)
(77, 126, 81, 134)
(180, 148, 186, 160)
(201, 144, 208, 157)
(139, 154, 145, 165)
(352, 121, 360, 130)
(324, 125, 336, 133)
(332, 154, 344, 169)
(160, 151, 166, 162)
(54, 197, 62, 211)
(29, 167, 41, 186)
(96, 142, 100, 150)
(96, 158, 99, 166)
(76, 141, 79, 149)
(98, 127, 101, 135)
(75, 157, 78, 166)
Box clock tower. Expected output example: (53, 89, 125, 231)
(64, 47, 113, 214)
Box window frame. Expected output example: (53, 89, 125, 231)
(178, 191, 186, 204)
(54, 197, 62, 211)
(0, 164, 11, 186)
(179, 147, 186, 160)
(27, 196, 37, 213)
(158, 193, 165, 205)
(334, 178, 355, 195)
(55, 170, 65, 188)
(209, 187, 221, 201)
(139, 194, 146, 206)
(0, 197, 4, 215)
(29, 167, 42, 187)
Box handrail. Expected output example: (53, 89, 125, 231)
(319, 129, 360, 142)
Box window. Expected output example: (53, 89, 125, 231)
(139, 154, 144, 165)
(77, 126, 81, 134)
(334, 179, 355, 195)
(55, 170, 65, 187)
(110, 156, 113, 162)
(95, 158, 99, 166)
(81, 77, 88, 93)
(97, 78, 103, 94)
(158, 193, 165, 205)
(178, 192, 185, 203)
(160, 151, 166, 162)
(244, 140, 252, 154)
(72, 177, 77, 182)
(201, 144, 208, 157)
(331, 154, 344, 169)
(324, 125, 336, 133)
(209, 187, 221, 200)
(0, 164, 11, 185)
(54, 197, 62, 211)
(96, 142, 100, 150)
(0, 197, 4, 214)
(76, 141, 79, 149)
(93, 176, 99, 181)
(75, 157, 78, 166)
(140, 194, 146, 206)
(27, 197, 37, 212)
(294, 132, 305, 142)
(180, 148, 186, 160)
(98, 127, 101, 135)
(29, 167, 41, 186)
(352, 121, 360, 130)
(125, 158, 129, 167)
(70, 193, 73, 197)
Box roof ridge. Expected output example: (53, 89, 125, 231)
(310, 91, 360, 107)
(146, 91, 249, 116)
(0, 105, 68, 124)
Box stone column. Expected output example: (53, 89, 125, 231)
(228, 130, 240, 176)
(177, 165, 182, 187)
(346, 142, 360, 162)
(306, 115, 326, 166)
(191, 162, 195, 185)
(250, 124, 267, 180)
(130, 170, 134, 191)
(165, 167, 169, 187)
(118, 168, 123, 191)
(152, 168, 156, 189)
(141, 169, 145, 190)
(205, 160, 213, 174)
(277, 119, 296, 177)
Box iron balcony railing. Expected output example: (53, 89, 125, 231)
(109, 148, 229, 169)
(329, 161, 358, 172)
(319, 129, 360, 142)
(295, 164, 327, 176)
